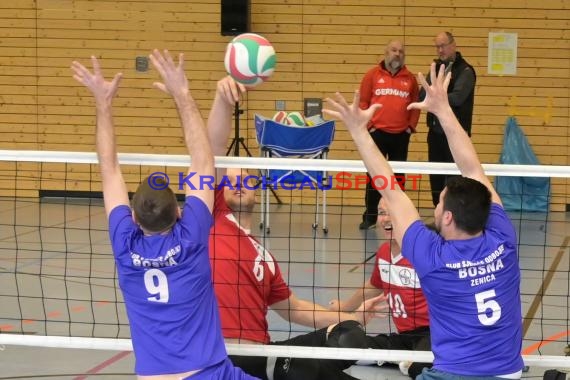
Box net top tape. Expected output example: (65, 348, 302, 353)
(0, 150, 568, 178)
(0, 334, 568, 368)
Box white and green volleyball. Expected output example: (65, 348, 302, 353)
(285, 111, 306, 127)
(272, 111, 289, 124)
(224, 33, 276, 87)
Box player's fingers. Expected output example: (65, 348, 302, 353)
(70, 62, 83, 76)
(443, 71, 451, 91)
(323, 96, 341, 110)
(437, 62, 446, 83)
(369, 293, 388, 304)
(148, 52, 159, 68)
(430, 62, 437, 82)
(91, 56, 101, 76)
(153, 82, 169, 94)
(334, 92, 349, 108)
(149, 52, 166, 78)
(71, 61, 90, 77)
(352, 90, 361, 108)
(322, 108, 340, 120)
(111, 73, 123, 89)
(416, 72, 429, 91)
(229, 80, 242, 102)
(233, 81, 247, 101)
(176, 52, 184, 70)
(150, 49, 166, 69)
(222, 83, 235, 103)
(407, 101, 424, 111)
(368, 103, 382, 114)
(72, 74, 86, 85)
(163, 50, 175, 67)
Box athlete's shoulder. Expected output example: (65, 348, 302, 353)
(375, 241, 391, 258)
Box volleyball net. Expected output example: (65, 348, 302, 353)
(0, 150, 569, 375)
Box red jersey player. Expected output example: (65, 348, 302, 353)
(330, 198, 432, 378)
(206, 76, 387, 380)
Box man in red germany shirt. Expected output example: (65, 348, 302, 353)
(358, 40, 420, 230)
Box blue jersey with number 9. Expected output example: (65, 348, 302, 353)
(403, 203, 524, 376)
(109, 196, 226, 376)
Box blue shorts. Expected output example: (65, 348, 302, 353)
(417, 368, 519, 380)
(186, 358, 260, 380)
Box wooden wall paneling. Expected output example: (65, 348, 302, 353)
(1, 0, 568, 209)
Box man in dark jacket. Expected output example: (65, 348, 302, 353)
(422, 31, 476, 206)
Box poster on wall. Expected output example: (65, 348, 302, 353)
(488, 32, 518, 75)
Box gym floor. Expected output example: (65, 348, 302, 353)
(0, 198, 568, 379)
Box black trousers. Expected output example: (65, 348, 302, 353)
(229, 324, 361, 380)
(367, 326, 432, 379)
(427, 130, 455, 206)
(363, 129, 411, 223)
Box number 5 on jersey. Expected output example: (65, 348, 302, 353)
(475, 289, 501, 325)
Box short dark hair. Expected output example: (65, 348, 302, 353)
(445, 31, 455, 44)
(443, 177, 491, 234)
(132, 177, 178, 233)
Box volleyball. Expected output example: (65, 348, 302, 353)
(285, 111, 306, 127)
(224, 33, 276, 87)
(272, 111, 288, 124)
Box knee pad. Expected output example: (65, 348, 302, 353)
(543, 370, 569, 380)
(324, 320, 367, 371)
(408, 362, 432, 379)
(272, 357, 319, 380)
(326, 320, 367, 349)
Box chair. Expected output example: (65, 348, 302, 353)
(254, 115, 335, 234)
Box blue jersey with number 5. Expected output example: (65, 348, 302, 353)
(403, 203, 524, 376)
(109, 196, 226, 376)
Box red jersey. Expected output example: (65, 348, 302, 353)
(359, 62, 420, 134)
(370, 242, 429, 333)
(209, 190, 291, 344)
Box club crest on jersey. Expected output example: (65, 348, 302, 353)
(398, 268, 413, 286)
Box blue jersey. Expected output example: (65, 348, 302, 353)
(109, 196, 226, 376)
(402, 203, 524, 376)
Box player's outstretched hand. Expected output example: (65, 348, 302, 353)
(354, 294, 389, 326)
(149, 49, 189, 100)
(323, 91, 381, 135)
(217, 75, 246, 105)
(71, 56, 122, 105)
(407, 62, 451, 116)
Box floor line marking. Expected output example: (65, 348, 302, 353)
(522, 330, 570, 355)
(349, 252, 376, 273)
(0, 301, 112, 332)
(73, 351, 131, 380)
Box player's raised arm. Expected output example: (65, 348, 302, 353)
(71, 56, 129, 217)
(149, 49, 214, 210)
(272, 293, 387, 328)
(408, 63, 500, 205)
(323, 91, 420, 247)
(207, 76, 246, 182)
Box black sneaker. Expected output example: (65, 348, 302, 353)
(359, 221, 376, 230)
